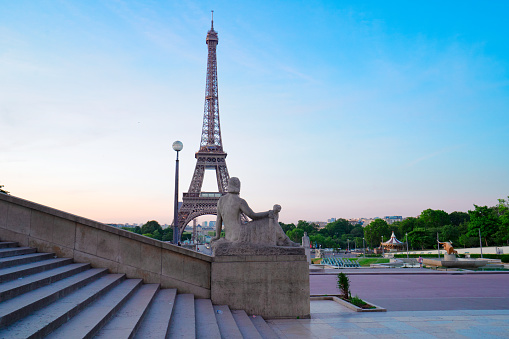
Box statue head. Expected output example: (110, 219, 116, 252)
(227, 177, 241, 194)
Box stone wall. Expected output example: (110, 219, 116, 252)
(0, 193, 212, 298)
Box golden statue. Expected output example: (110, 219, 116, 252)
(438, 241, 458, 255)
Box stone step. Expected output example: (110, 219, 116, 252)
(134, 289, 177, 339)
(213, 305, 243, 339)
(168, 294, 196, 339)
(0, 268, 109, 329)
(251, 315, 279, 339)
(95, 283, 159, 338)
(195, 299, 221, 339)
(0, 257, 73, 283)
(49, 278, 143, 338)
(134, 288, 177, 339)
(0, 252, 55, 270)
(231, 310, 263, 339)
(0, 242, 18, 249)
(0, 273, 125, 338)
(0, 262, 90, 302)
(0, 247, 36, 258)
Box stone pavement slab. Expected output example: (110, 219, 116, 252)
(310, 271, 509, 311)
(268, 301, 509, 338)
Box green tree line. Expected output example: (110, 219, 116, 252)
(281, 196, 509, 250)
(121, 220, 193, 243)
(363, 197, 509, 250)
(281, 219, 364, 250)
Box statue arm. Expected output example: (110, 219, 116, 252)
(239, 199, 270, 220)
(213, 207, 223, 240)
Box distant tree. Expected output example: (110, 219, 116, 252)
(0, 185, 9, 194)
(407, 227, 432, 250)
(279, 222, 295, 233)
(141, 220, 162, 235)
(354, 237, 364, 249)
(181, 232, 192, 241)
(439, 224, 461, 244)
(287, 228, 305, 243)
(494, 198, 509, 245)
(350, 226, 364, 238)
(325, 219, 352, 238)
(449, 211, 470, 226)
(363, 219, 390, 248)
(396, 217, 420, 235)
(310, 234, 326, 248)
(162, 228, 173, 242)
(318, 228, 330, 237)
(419, 209, 449, 229)
(458, 234, 478, 248)
(467, 205, 500, 246)
(134, 226, 142, 234)
(152, 229, 162, 240)
(296, 220, 317, 234)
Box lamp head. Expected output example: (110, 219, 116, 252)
(172, 140, 183, 152)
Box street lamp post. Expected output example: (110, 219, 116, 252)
(437, 232, 440, 259)
(172, 141, 183, 244)
(406, 232, 409, 259)
(479, 228, 483, 259)
(381, 235, 384, 256)
(363, 237, 365, 258)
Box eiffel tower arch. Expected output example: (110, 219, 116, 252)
(175, 14, 229, 236)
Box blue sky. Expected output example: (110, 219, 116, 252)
(1, 1, 508, 224)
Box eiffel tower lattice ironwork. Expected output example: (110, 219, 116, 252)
(175, 14, 229, 236)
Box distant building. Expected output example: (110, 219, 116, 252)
(308, 221, 327, 229)
(359, 218, 375, 227)
(383, 216, 403, 224)
(327, 218, 336, 224)
(348, 218, 361, 226)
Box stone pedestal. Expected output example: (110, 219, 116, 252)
(210, 252, 310, 319)
(444, 253, 457, 261)
(304, 247, 311, 264)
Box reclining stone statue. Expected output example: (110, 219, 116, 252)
(211, 177, 301, 255)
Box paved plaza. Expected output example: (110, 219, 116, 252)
(311, 269, 509, 311)
(267, 269, 509, 338)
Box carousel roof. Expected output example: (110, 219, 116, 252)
(383, 231, 403, 245)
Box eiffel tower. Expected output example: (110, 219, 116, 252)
(175, 13, 229, 236)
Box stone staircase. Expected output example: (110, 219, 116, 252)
(0, 241, 279, 338)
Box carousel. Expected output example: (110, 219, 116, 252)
(381, 231, 405, 252)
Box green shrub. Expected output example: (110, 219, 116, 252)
(501, 255, 509, 263)
(337, 272, 350, 299)
(349, 295, 366, 307)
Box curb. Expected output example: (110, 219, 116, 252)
(310, 295, 387, 312)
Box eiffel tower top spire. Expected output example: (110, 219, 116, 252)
(200, 10, 222, 153)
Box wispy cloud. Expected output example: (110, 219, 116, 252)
(404, 144, 465, 168)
